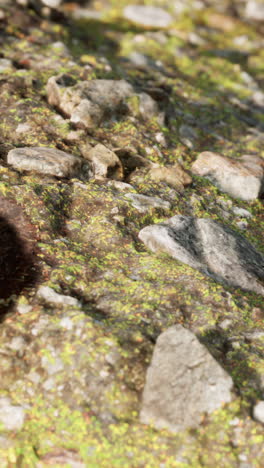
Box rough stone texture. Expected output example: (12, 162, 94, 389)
(149, 163, 192, 191)
(123, 5, 173, 28)
(37, 286, 80, 307)
(191, 151, 264, 201)
(47, 75, 160, 129)
(125, 193, 171, 212)
(139, 215, 264, 295)
(7, 147, 81, 177)
(83, 144, 123, 180)
(140, 325, 233, 432)
(252, 401, 264, 424)
(0, 398, 25, 431)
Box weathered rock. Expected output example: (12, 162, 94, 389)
(149, 163, 192, 191)
(244, 1, 264, 21)
(82, 144, 123, 180)
(123, 5, 172, 28)
(140, 325, 233, 433)
(252, 401, 264, 424)
(37, 286, 80, 307)
(0, 398, 25, 431)
(47, 75, 160, 129)
(139, 215, 264, 295)
(7, 147, 81, 177)
(191, 151, 264, 201)
(125, 193, 171, 213)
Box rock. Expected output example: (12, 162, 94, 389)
(123, 5, 172, 28)
(149, 163, 192, 191)
(191, 151, 264, 201)
(0, 398, 25, 431)
(37, 286, 80, 307)
(82, 144, 123, 180)
(0, 58, 13, 73)
(252, 401, 264, 424)
(232, 207, 253, 218)
(138, 215, 264, 295)
(125, 193, 171, 213)
(47, 75, 160, 129)
(245, 1, 264, 21)
(179, 124, 198, 149)
(140, 325, 233, 433)
(7, 147, 81, 177)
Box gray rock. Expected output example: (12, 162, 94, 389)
(252, 401, 264, 424)
(0, 398, 25, 431)
(47, 75, 160, 129)
(140, 325, 233, 433)
(83, 144, 123, 180)
(138, 215, 264, 295)
(191, 151, 264, 201)
(125, 193, 171, 213)
(37, 286, 80, 307)
(179, 124, 198, 149)
(123, 5, 172, 28)
(7, 147, 81, 177)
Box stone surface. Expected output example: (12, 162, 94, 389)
(245, 1, 264, 21)
(191, 151, 264, 200)
(140, 325, 233, 432)
(125, 193, 171, 212)
(0, 398, 25, 431)
(83, 144, 123, 180)
(37, 286, 80, 307)
(123, 5, 172, 28)
(7, 147, 81, 177)
(252, 401, 264, 424)
(139, 215, 264, 295)
(149, 163, 192, 191)
(47, 75, 160, 129)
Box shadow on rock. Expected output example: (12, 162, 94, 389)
(0, 196, 40, 320)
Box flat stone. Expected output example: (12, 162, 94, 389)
(47, 75, 160, 129)
(125, 193, 171, 213)
(123, 5, 172, 28)
(7, 147, 81, 177)
(37, 286, 80, 307)
(140, 325, 233, 433)
(83, 144, 123, 180)
(139, 215, 264, 295)
(191, 151, 264, 201)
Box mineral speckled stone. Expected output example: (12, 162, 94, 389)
(252, 401, 264, 424)
(191, 151, 264, 201)
(123, 5, 172, 28)
(7, 146, 81, 177)
(139, 215, 264, 295)
(140, 325, 233, 433)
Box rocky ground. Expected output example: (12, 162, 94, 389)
(0, 0, 263, 466)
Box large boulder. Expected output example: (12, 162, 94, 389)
(140, 325, 233, 433)
(139, 215, 264, 295)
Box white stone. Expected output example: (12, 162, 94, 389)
(253, 401, 264, 424)
(37, 286, 80, 307)
(123, 5, 172, 28)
